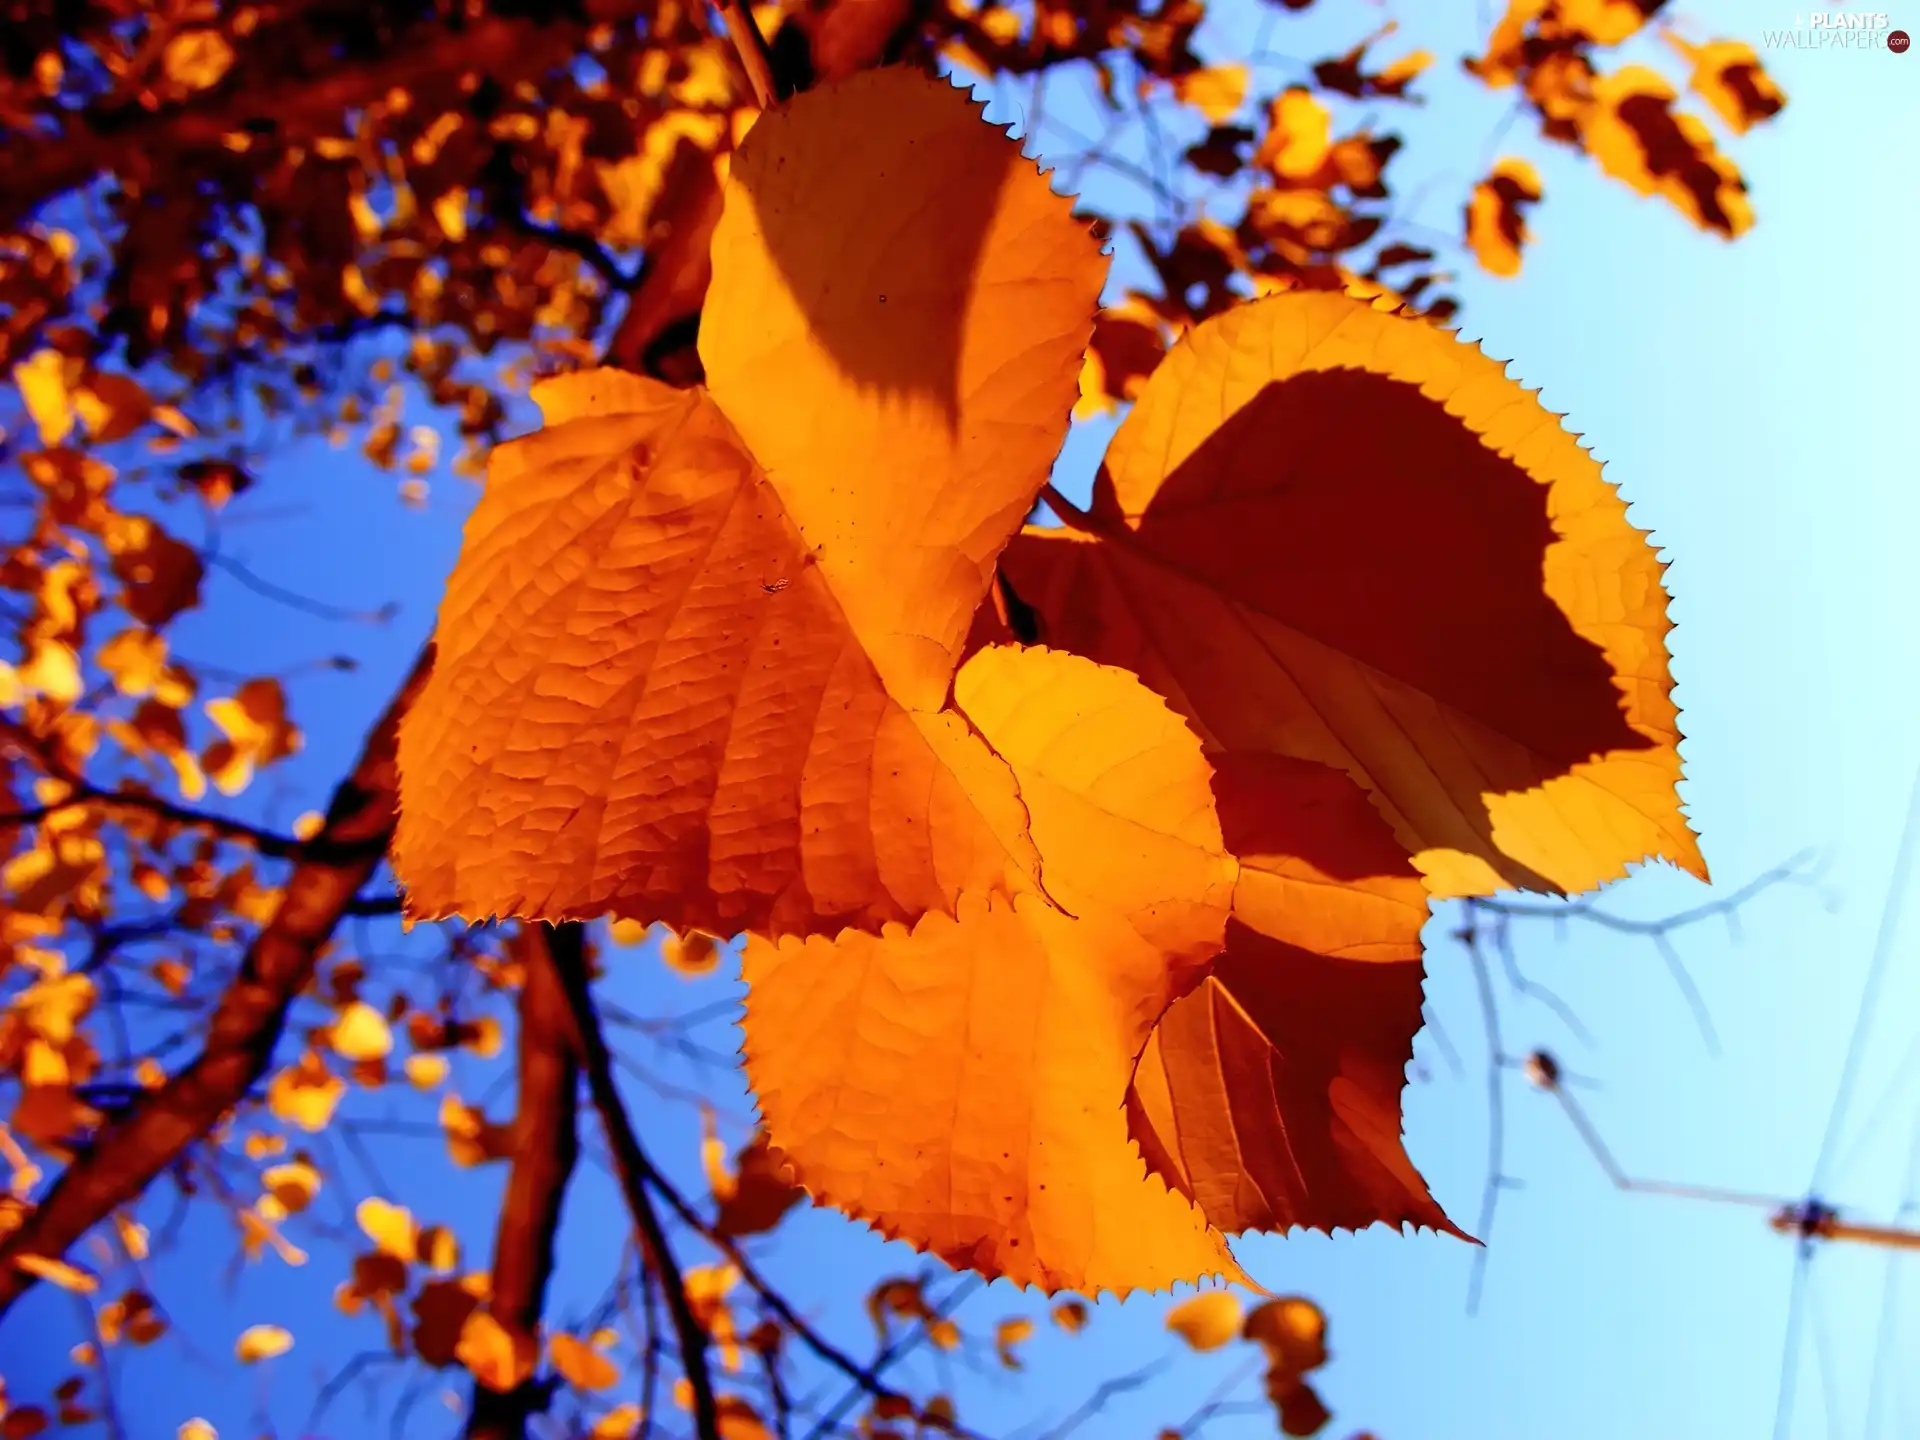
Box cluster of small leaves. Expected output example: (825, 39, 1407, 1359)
(1166, 1291, 1337, 1438)
(1, 1, 1786, 447)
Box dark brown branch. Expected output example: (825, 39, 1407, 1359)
(466, 926, 582, 1440)
(538, 926, 723, 1440)
(0, 651, 432, 1316)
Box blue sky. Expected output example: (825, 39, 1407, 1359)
(4, 2, 1917, 1437)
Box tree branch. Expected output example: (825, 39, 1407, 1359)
(467, 926, 582, 1440)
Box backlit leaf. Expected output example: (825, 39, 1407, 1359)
(1128, 756, 1460, 1238)
(1165, 1290, 1242, 1351)
(1244, 1295, 1328, 1373)
(550, 1332, 620, 1391)
(742, 646, 1243, 1295)
(266, 1051, 344, 1132)
(1466, 158, 1542, 278)
(713, 1133, 805, 1239)
(994, 1317, 1033, 1369)
(13, 351, 73, 447)
(1581, 66, 1752, 238)
(161, 30, 235, 92)
(1001, 288, 1703, 900)
(10, 1254, 97, 1294)
(458, 1311, 536, 1393)
(356, 1198, 419, 1262)
(1173, 65, 1249, 123)
(331, 1002, 393, 1063)
(234, 1324, 293, 1363)
(1664, 35, 1787, 136)
(397, 69, 1105, 937)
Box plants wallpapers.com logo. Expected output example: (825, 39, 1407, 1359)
(1762, 10, 1912, 48)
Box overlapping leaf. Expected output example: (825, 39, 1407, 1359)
(1128, 755, 1460, 1237)
(1002, 290, 1702, 900)
(394, 69, 1106, 937)
(396, 66, 1700, 1294)
(991, 287, 1701, 1241)
(740, 647, 1243, 1295)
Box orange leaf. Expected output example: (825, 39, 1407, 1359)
(1580, 66, 1752, 238)
(993, 1316, 1033, 1369)
(234, 1324, 293, 1363)
(1165, 1290, 1242, 1351)
(1172, 64, 1249, 124)
(1000, 289, 1704, 900)
(1465, 157, 1542, 279)
(396, 71, 1105, 937)
(1244, 1295, 1328, 1374)
(457, 1311, 537, 1393)
(549, 1331, 620, 1391)
(1663, 35, 1787, 136)
(396, 376, 1037, 934)
(10, 1253, 97, 1294)
(742, 646, 1243, 1296)
(699, 68, 1102, 717)
(1128, 755, 1460, 1238)
(355, 1197, 419, 1261)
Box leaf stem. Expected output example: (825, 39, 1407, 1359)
(1040, 481, 1098, 531)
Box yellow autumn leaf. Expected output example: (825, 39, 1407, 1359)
(266, 1050, 345, 1132)
(457, 1310, 537, 1393)
(404, 1053, 450, 1089)
(1173, 64, 1249, 123)
(234, 1324, 293, 1362)
(10, 1253, 98, 1294)
(356, 1198, 419, 1262)
(1166, 1290, 1243, 1351)
(432, 188, 469, 242)
(162, 30, 235, 92)
(395, 69, 1105, 938)
(72, 373, 153, 443)
(261, 1158, 321, 1214)
(993, 1316, 1033, 1369)
(12, 350, 74, 447)
(330, 1001, 393, 1062)
(1001, 289, 1703, 898)
(591, 1406, 643, 1439)
(550, 1331, 620, 1391)
(742, 647, 1243, 1295)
